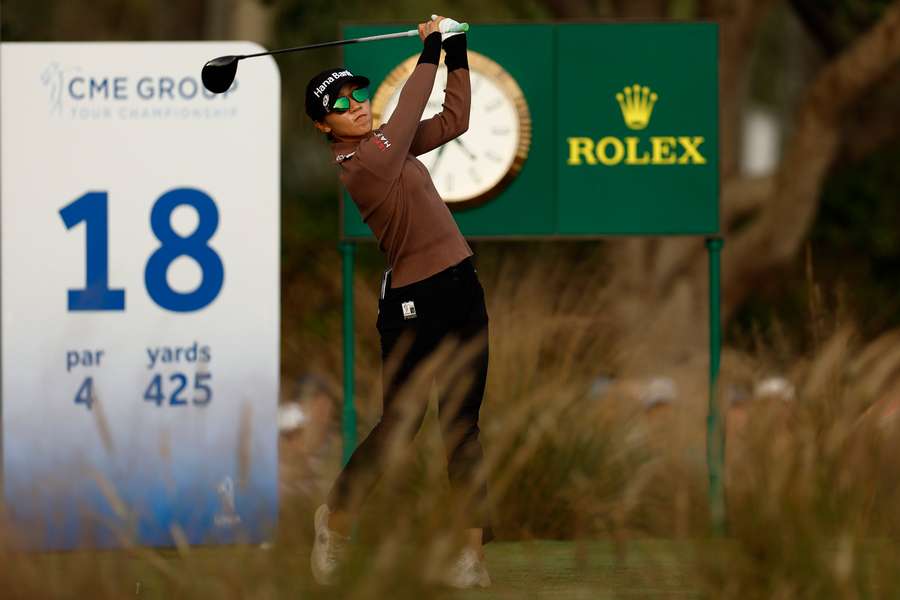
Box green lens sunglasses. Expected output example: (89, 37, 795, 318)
(331, 87, 370, 112)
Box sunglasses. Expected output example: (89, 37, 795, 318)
(331, 87, 369, 112)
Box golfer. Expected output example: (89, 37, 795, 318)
(305, 16, 491, 588)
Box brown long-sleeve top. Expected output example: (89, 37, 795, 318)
(331, 32, 472, 288)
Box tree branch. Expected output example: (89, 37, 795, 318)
(788, 0, 844, 55)
(722, 176, 776, 227)
(722, 1, 900, 318)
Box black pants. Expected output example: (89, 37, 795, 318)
(327, 257, 491, 539)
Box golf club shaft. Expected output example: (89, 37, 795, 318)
(240, 20, 469, 59)
(239, 21, 470, 61)
(241, 30, 418, 60)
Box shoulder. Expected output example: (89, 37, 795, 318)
(348, 129, 406, 175)
(369, 129, 394, 151)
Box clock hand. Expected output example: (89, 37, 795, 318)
(452, 137, 477, 160)
(429, 143, 448, 174)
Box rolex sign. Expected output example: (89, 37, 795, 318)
(341, 22, 719, 238)
(557, 23, 719, 235)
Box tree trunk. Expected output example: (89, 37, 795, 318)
(605, 1, 900, 372)
(722, 2, 900, 311)
(205, 0, 234, 40)
(230, 0, 272, 44)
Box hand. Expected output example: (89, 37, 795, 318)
(431, 15, 465, 40)
(418, 16, 444, 42)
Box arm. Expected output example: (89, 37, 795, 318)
(354, 31, 442, 179)
(409, 34, 471, 156)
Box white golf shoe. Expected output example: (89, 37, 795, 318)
(310, 504, 349, 585)
(441, 547, 491, 589)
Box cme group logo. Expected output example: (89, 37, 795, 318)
(40, 62, 239, 122)
(566, 83, 706, 167)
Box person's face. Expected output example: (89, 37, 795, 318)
(314, 83, 372, 139)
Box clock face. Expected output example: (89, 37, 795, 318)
(372, 51, 531, 210)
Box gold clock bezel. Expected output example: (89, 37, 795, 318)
(370, 50, 531, 211)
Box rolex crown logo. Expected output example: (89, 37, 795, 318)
(616, 84, 658, 130)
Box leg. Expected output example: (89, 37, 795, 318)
(437, 289, 491, 545)
(326, 318, 443, 528)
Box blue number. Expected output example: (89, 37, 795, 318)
(143, 372, 212, 407)
(75, 377, 94, 410)
(144, 188, 224, 312)
(59, 192, 126, 311)
(144, 374, 164, 406)
(169, 373, 188, 405)
(194, 372, 212, 405)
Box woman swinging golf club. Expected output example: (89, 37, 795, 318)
(306, 15, 491, 588)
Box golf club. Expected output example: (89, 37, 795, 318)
(202, 20, 470, 94)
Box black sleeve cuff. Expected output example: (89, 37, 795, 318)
(442, 34, 468, 72)
(417, 32, 442, 66)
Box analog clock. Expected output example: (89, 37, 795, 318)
(371, 50, 531, 210)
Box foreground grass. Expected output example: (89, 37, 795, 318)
(470, 541, 696, 600)
(9, 253, 900, 598)
(11, 540, 698, 599)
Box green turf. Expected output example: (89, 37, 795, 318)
(467, 541, 698, 599)
(30, 540, 698, 598)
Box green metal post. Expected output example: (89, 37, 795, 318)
(340, 241, 357, 466)
(706, 237, 726, 534)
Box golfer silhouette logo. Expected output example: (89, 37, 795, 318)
(40, 62, 74, 116)
(214, 476, 242, 527)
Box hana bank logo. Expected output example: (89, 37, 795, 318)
(39, 61, 239, 121)
(567, 83, 706, 167)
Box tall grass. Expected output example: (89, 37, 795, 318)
(3, 246, 900, 598)
(697, 324, 900, 598)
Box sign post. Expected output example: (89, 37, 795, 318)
(340, 240, 356, 466)
(706, 237, 725, 533)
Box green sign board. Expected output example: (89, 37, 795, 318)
(340, 22, 719, 239)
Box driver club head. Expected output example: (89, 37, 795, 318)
(201, 55, 240, 94)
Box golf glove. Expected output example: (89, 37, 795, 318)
(431, 15, 465, 40)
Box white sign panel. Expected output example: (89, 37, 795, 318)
(0, 42, 280, 549)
